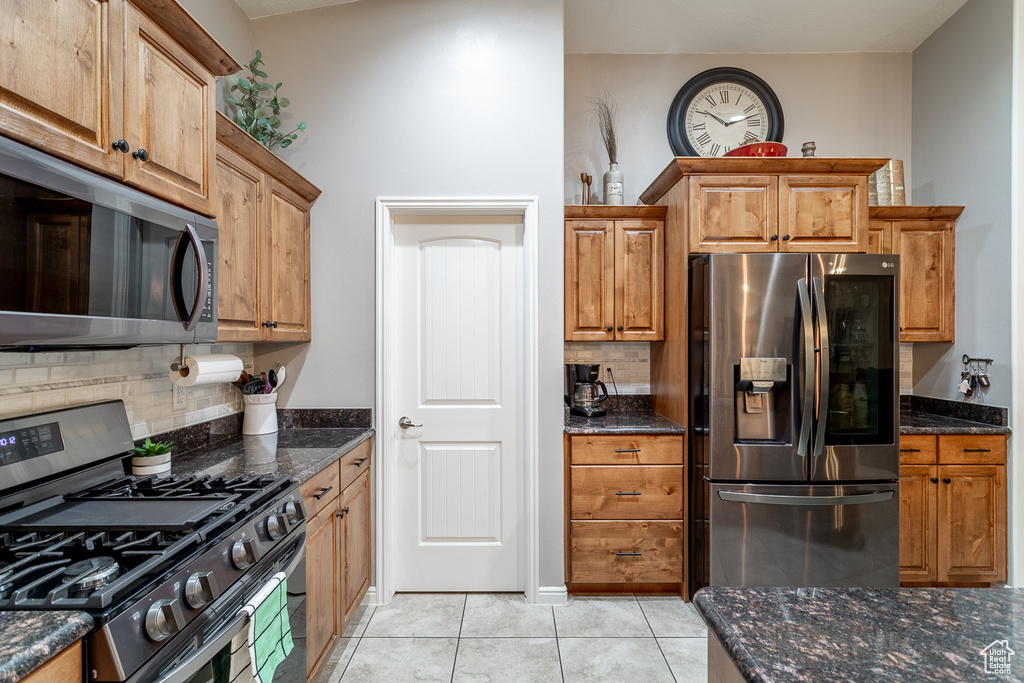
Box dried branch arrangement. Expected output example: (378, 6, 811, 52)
(589, 93, 618, 165)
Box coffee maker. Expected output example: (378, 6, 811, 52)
(565, 363, 608, 417)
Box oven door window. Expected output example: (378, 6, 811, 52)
(183, 646, 230, 683)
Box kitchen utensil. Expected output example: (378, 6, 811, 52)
(271, 363, 286, 389)
(267, 369, 278, 389)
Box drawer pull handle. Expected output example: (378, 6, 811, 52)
(616, 551, 642, 556)
(615, 491, 642, 496)
(962, 448, 991, 453)
(899, 448, 921, 453)
(313, 486, 334, 500)
(354, 457, 368, 466)
(615, 448, 642, 453)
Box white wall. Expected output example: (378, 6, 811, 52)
(911, 0, 1013, 408)
(176, 0, 250, 65)
(565, 53, 913, 204)
(250, 0, 566, 588)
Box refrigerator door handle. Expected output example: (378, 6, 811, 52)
(796, 278, 815, 458)
(811, 277, 830, 458)
(717, 490, 894, 506)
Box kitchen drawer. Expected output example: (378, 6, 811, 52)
(570, 434, 683, 465)
(338, 439, 372, 492)
(571, 466, 683, 519)
(938, 434, 1006, 465)
(301, 461, 341, 518)
(899, 435, 937, 464)
(569, 521, 683, 583)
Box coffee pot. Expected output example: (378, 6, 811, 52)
(565, 363, 608, 417)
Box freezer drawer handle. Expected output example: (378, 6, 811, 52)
(717, 490, 894, 506)
(616, 551, 642, 556)
(615, 448, 641, 453)
(616, 491, 642, 496)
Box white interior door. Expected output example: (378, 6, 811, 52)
(393, 217, 523, 591)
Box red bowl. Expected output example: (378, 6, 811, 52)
(724, 142, 787, 157)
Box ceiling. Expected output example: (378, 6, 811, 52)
(234, 0, 969, 53)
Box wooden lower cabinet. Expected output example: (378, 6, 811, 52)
(22, 640, 82, 683)
(565, 433, 685, 593)
(899, 434, 1007, 585)
(301, 438, 373, 681)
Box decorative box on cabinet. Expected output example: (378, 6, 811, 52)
(300, 437, 373, 682)
(0, 0, 239, 217)
(868, 206, 961, 343)
(898, 433, 1007, 585)
(564, 206, 665, 341)
(216, 113, 321, 342)
(565, 434, 685, 590)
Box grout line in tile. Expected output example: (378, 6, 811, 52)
(450, 593, 468, 683)
(552, 600, 565, 683)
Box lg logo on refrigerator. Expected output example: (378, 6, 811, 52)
(881, 262, 896, 268)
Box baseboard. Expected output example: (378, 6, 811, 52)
(364, 586, 380, 606)
(536, 585, 568, 605)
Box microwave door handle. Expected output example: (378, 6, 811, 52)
(796, 278, 814, 458)
(168, 224, 209, 332)
(812, 277, 830, 458)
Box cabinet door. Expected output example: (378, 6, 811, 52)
(123, 3, 214, 216)
(894, 220, 954, 342)
(265, 180, 312, 341)
(565, 220, 615, 341)
(778, 175, 867, 252)
(898, 465, 937, 584)
(867, 220, 892, 255)
(340, 470, 371, 627)
(0, 0, 123, 178)
(937, 465, 1006, 583)
(615, 220, 663, 341)
(305, 503, 338, 677)
(215, 144, 267, 342)
(688, 176, 777, 253)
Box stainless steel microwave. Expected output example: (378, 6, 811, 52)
(0, 135, 217, 349)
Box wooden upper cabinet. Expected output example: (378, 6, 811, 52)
(1, 0, 238, 216)
(688, 175, 776, 252)
(215, 144, 266, 340)
(123, 3, 214, 215)
(266, 180, 312, 341)
(564, 220, 615, 341)
(867, 220, 892, 255)
(895, 219, 955, 342)
(0, 0, 124, 177)
(564, 207, 665, 341)
(778, 175, 867, 252)
(216, 113, 320, 343)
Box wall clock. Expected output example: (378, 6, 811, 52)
(666, 67, 784, 157)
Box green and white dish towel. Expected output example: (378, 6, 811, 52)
(239, 571, 293, 683)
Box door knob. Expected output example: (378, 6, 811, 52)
(399, 416, 422, 429)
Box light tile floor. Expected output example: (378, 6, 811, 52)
(293, 592, 708, 683)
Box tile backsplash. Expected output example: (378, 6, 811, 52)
(564, 342, 650, 394)
(0, 343, 253, 439)
(900, 343, 913, 394)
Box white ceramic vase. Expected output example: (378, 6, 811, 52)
(603, 162, 623, 205)
(132, 452, 172, 477)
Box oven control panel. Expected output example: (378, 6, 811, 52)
(0, 421, 63, 464)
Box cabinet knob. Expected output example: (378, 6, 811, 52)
(942, 477, 952, 484)
(782, 234, 791, 241)
(271, 321, 278, 328)
(930, 477, 938, 484)
(606, 326, 613, 332)
(133, 148, 149, 162)
(770, 234, 779, 241)
(617, 325, 623, 331)
(112, 139, 130, 153)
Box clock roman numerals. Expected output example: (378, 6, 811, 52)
(746, 118, 761, 127)
(744, 104, 756, 114)
(692, 122, 706, 130)
(704, 95, 716, 107)
(709, 143, 721, 156)
(719, 90, 729, 104)
(743, 131, 759, 142)
(695, 132, 712, 146)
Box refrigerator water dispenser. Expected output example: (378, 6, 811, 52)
(735, 357, 790, 444)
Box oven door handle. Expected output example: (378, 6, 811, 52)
(149, 540, 305, 683)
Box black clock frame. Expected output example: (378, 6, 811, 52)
(666, 67, 785, 157)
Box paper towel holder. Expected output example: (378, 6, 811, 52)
(169, 344, 187, 373)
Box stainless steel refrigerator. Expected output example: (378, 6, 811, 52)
(689, 253, 900, 592)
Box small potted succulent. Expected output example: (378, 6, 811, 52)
(132, 438, 174, 477)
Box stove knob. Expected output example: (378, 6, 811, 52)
(231, 538, 260, 569)
(185, 571, 221, 609)
(145, 599, 184, 642)
(284, 501, 305, 524)
(266, 514, 288, 539)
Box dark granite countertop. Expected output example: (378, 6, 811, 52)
(0, 611, 92, 683)
(171, 428, 375, 483)
(694, 586, 1023, 682)
(564, 409, 685, 435)
(900, 410, 1011, 435)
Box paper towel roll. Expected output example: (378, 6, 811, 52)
(169, 354, 243, 387)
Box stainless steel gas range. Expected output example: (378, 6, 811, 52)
(0, 401, 306, 682)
